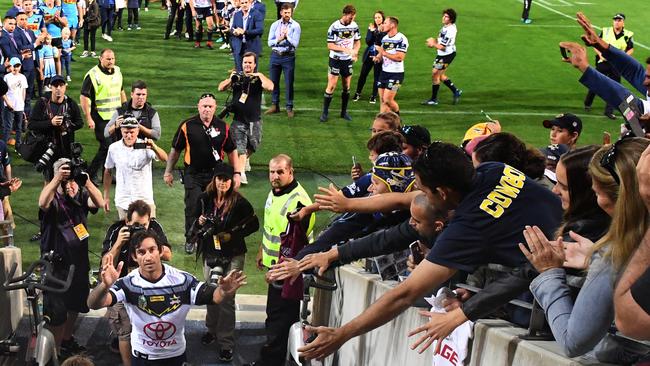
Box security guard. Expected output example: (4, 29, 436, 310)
(251, 154, 314, 366)
(583, 13, 634, 119)
(80, 48, 127, 182)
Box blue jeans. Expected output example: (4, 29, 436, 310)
(2, 108, 23, 144)
(100, 6, 114, 35)
(269, 52, 295, 109)
(61, 52, 72, 77)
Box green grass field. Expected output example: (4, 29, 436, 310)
(6, 0, 650, 294)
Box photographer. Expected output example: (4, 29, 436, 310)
(38, 157, 103, 356)
(103, 116, 167, 219)
(29, 75, 84, 181)
(191, 162, 258, 363)
(218, 51, 273, 185)
(104, 80, 162, 142)
(101, 200, 172, 366)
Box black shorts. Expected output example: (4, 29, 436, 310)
(51, 37, 63, 49)
(377, 71, 404, 92)
(328, 57, 353, 77)
(433, 52, 456, 70)
(43, 262, 90, 326)
(195, 7, 213, 20)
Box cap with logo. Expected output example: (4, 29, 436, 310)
(613, 13, 625, 20)
(9, 57, 21, 66)
(542, 113, 582, 134)
(540, 144, 570, 164)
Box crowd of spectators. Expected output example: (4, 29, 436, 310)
(1, 1, 650, 365)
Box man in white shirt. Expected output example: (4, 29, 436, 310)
(103, 116, 167, 219)
(376, 16, 408, 115)
(422, 8, 462, 106)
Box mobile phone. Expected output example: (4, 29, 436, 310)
(352, 156, 360, 169)
(133, 143, 147, 149)
(559, 46, 571, 60)
(409, 241, 424, 265)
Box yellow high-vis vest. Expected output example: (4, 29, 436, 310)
(600, 27, 633, 63)
(85, 65, 123, 120)
(262, 183, 314, 268)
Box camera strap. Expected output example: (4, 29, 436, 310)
(202, 118, 229, 162)
(55, 192, 89, 241)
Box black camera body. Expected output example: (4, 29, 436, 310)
(128, 223, 146, 235)
(196, 215, 218, 239)
(69, 142, 89, 186)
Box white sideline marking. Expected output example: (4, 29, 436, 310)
(508, 24, 579, 28)
(537, 0, 572, 7)
(573, 2, 594, 4)
(151, 104, 612, 119)
(518, 0, 650, 51)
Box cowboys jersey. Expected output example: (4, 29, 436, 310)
(380, 32, 409, 73)
(437, 23, 457, 56)
(109, 264, 215, 360)
(327, 19, 360, 60)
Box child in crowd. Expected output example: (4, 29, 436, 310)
(61, 27, 76, 82)
(127, 0, 140, 29)
(38, 35, 61, 91)
(2, 58, 28, 146)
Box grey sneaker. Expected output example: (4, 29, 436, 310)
(421, 99, 439, 106)
(452, 89, 463, 105)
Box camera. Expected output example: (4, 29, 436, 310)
(206, 257, 231, 285)
(195, 215, 218, 239)
(128, 223, 146, 235)
(69, 142, 89, 186)
(230, 71, 247, 85)
(34, 142, 56, 172)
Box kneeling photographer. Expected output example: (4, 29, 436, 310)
(25, 75, 84, 181)
(190, 162, 258, 362)
(218, 52, 274, 185)
(101, 199, 172, 365)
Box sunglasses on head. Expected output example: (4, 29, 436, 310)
(599, 136, 630, 185)
(199, 93, 215, 101)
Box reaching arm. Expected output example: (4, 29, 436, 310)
(315, 185, 417, 213)
(38, 169, 64, 210)
(88, 253, 123, 309)
(85, 174, 105, 209)
(253, 72, 274, 91)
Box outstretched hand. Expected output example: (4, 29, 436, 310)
(408, 308, 467, 355)
(218, 269, 247, 297)
(559, 42, 590, 72)
(576, 12, 607, 50)
(298, 250, 336, 276)
(519, 225, 565, 273)
(563, 231, 595, 269)
(101, 253, 123, 288)
(267, 258, 301, 283)
(298, 326, 347, 361)
(314, 184, 348, 213)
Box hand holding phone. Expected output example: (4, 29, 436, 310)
(409, 241, 424, 265)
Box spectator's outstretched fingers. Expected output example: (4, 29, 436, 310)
(314, 184, 347, 213)
(408, 309, 467, 355)
(576, 12, 600, 47)
(267, 258, 301, 283)
(298, 251, 333, 276)
(298, 325, 346, 361)
(558, 42, 589, 72)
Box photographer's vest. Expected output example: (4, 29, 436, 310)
(85, 65, 123, 120)
(262, 183, 315, 268)
(599, 27, 633, 63)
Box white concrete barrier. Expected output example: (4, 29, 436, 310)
(0, 247, 23, 339)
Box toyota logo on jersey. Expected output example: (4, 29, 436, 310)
(144, 321, 176, 341)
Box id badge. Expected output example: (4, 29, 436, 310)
(73, 223, 90, 240)
(238, 92, 248, 104)
(209, 128, 219, 138)
(212, 149, 222, 162)
(213, 235, 222, 251)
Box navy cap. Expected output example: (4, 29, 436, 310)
(540, 144, 570, 163)
(49, 75, 66, 86)
(399, 125, 431, 148)
(613, 13, 625, 20)
(543, 113, 582, 134)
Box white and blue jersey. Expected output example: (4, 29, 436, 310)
(437, 23, 457, 56)
(109, 264, 214, 361)
(27, 11, 45, 36)
(327, 19, 360, 61)
(380, 32, 408, 73)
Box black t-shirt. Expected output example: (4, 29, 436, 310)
(426, 162, 563, 272)
(232, 77, 263, 123)
(171, 116, 236, 172)
(40, 190, 98, 272)
(101, 219, 170, 277)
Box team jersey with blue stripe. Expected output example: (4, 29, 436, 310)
(327, 19, 360, 60)
(380, 32, 408, 73)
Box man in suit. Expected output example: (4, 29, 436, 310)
(251, 0, 265, 19)
(230, 0, 263, 71)
(15, 10, 44, 116)
(0, 16, 22, 66)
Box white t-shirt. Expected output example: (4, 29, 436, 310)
(3, 72, 27, 112)
(380, 32, 408, 73)
(110, 265, 210, 360)
(327, 19, 360, 60)
(437, 23, 457, 56)
(104, 138, 157, 211)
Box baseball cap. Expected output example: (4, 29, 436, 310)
(399, 125, 431, 148)
(462, 121, 501, 143)
(613, 13, 625, 20)
(540, 144, 570, 164)
(49, 75, 66, 86)
(213, 162, 234, 180)
(9, 57, 21, 66)
(542, 113, 582, 134)
(372, 152, 415, 193)
(120, 116, 139, 128)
